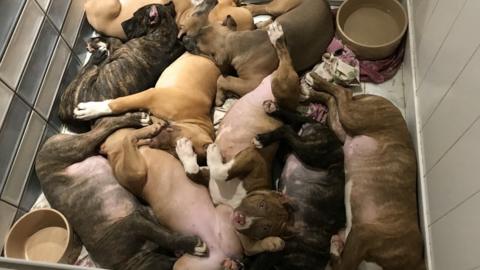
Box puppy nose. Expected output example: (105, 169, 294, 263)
(233, 213, 246, 226)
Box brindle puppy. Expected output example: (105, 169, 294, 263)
(235, 106, 346, 270)
(59, 3, 184, 129)
(35, 113, 207, 270)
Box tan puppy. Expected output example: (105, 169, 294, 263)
(99, 126, 244, 270)
(74, 52, 219, 159)
(85, 0, 253, 40)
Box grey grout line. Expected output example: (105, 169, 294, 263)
(416, 0, 440, 54)
(416, 0, 468, 91)
(0, 0, 27, 61)
(421, 42, 480, 130)
(426, 113, 480, 176)
(0, 198, 18, 209)
(429, 186, 480, 226)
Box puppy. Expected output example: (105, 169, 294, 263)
(59, 3, 184, 129)
(306, 75, 426, 270)
(174, 22, 298, 256)
(180, 0, 333, 106)
(35, 113, 206, 270)
(243, 105, 346, 270)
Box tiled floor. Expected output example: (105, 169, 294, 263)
(362, 66, 406, 117)
(0, 0, 93, 254)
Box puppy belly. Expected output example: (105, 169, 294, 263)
(209, 178, 247, 208)
(64, 156, 135, 220)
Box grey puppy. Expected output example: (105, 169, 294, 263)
(35, 113, 207, 270)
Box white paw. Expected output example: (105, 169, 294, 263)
(252, 137, 263, 149)
(330, 235, 344, 257)
(267, 21, 283, 45)
(261, 236, 285, 252)
(176, 137, 200, 174)
(74, 100, 112, 120)
(193, 239, 208, 257)
(140, 112, 151, 126)
(206, 144, 231, 182)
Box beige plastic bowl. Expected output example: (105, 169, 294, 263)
(4, 208, 82, 264)
(336, 0, 408, 60)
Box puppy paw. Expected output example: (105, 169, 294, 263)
(207, 144, 231, 181)
(300, 80, 312, 101)
(330, 234, 344, 258)
(261, 236, 285, 252)
(176, 138, 200, 174)
(176, 235, 208, 257)
(193, 237, 209, 257)
(74, 100, 112, 120)
(223, 258, 243, 270)
(267, 21, 284, 45)
(139, 112, 151, 126)
(133, 123, 161, 140)
(252, 136, 264, 149)
(262, 100, 279, 114)
(216, 89, 226, 106)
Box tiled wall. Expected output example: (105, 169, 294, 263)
(0, 0, 94, 252)
(413, 0, 480, 269)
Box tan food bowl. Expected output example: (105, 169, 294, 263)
(336, 0, 408, 60)
(4, 208, 82, 264)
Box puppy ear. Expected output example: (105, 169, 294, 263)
(222, 15, 237, 31)
(121, 17, 143, 39)
(274, 192, 298, 213)
(280, 222, 298, 239)
(194, 0, 218, 16)
(164, 1, 176, 17)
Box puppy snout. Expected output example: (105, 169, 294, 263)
(181, 36, 198, 53)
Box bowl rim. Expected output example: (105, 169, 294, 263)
(4, 208, 72, 260)
(336, 0, 408, 49)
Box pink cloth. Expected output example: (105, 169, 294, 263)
(326, 37, 405, 84)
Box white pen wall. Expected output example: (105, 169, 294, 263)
(409, 0, 480, 269)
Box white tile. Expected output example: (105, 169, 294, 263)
(430, 192, 480, 270)
(2, 112, 46, 206)
(364, 68, 405, 117)
(36, 0, 51, 10)
(0, 81, 14, 128)
(418, 0, 480, 127)
(422, 48, 480, 171)
(426, 118, 480, 222)
(413, 0, 438, 43)
(0, 0, 44, 89)
(0, 201, 17, 252)
(34, 38, 70, 119)
(61, 0, 86, 47)
(416, 0, 466, 84)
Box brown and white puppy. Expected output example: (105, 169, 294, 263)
(85, 0, 253, 40)
(59, 3, 184, 130)
(180, 0, 333, 106)
(175, 22, 297, 256)
(306, 75, 426, 270)
(35, 113, 206, 270)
